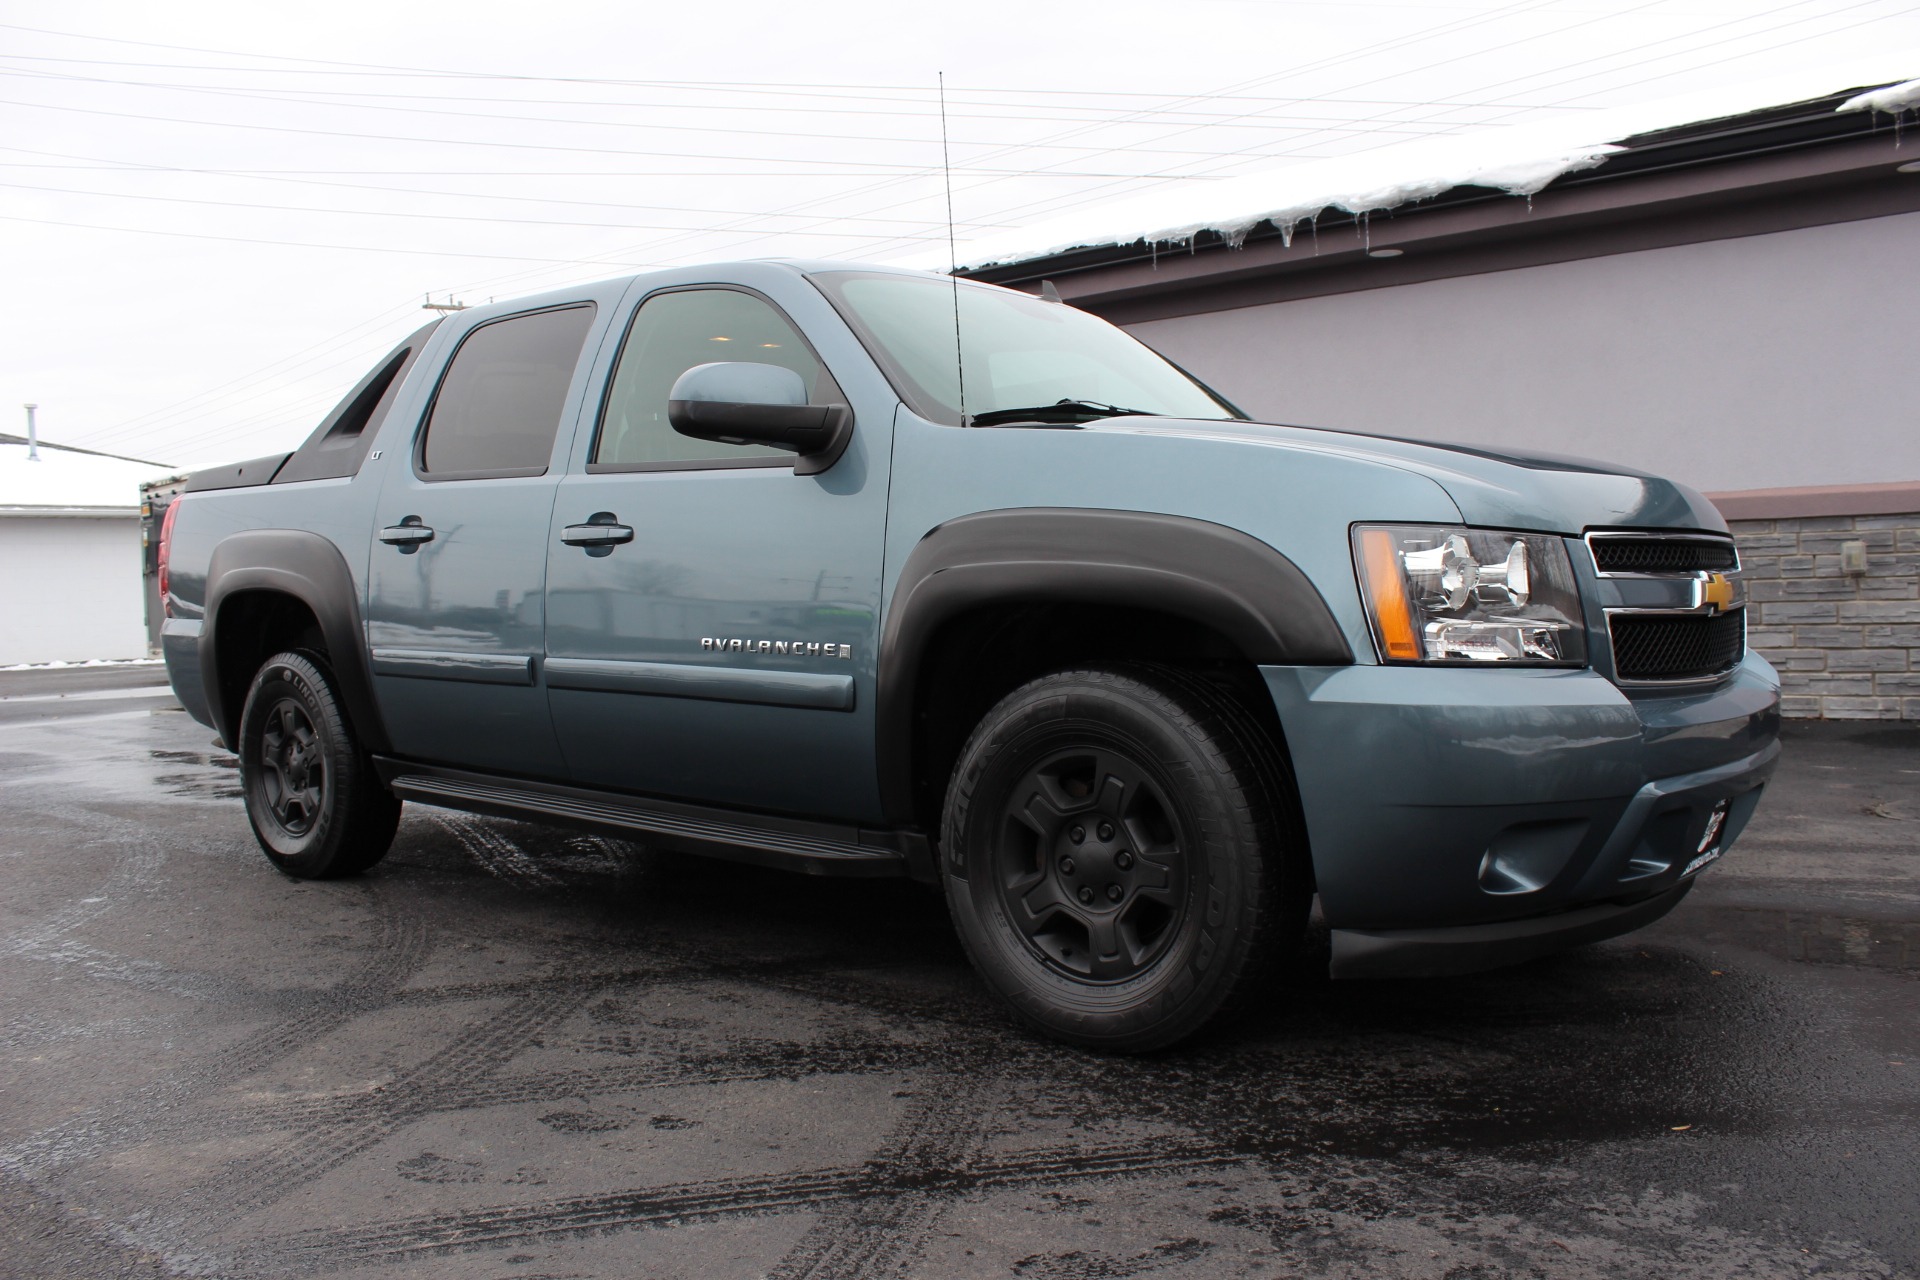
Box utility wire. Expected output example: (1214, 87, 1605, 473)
(0, 178, 959, 239)
(604, 0, 1574, 266)
(0, 212, 658, 265)
(824, 0, 1885, 260)
(422, 0, 1568, 298)
(0, 145, 1020, 227)
(79, 301, 423, 445)
(4, 65, 1483, 155)
(0, 95, 1255, 174)
(0, 62, 1589, 129)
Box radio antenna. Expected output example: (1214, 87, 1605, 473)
(938, 71, 967, 425)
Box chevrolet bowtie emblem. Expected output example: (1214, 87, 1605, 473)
(1701, 572, 1736, 613)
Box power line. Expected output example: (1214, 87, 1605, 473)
(0, 46, 1616, 109)
(0, 95, 1261, 174)
(7, 66, 1487, 156)
(0, 145, 1021, 227)
(0, 60, 1597, 128)
(1179, 0, 1909, 180)
(76, 301, 423, 445)
(0, 178, 961, 240)
(429, 0, 1568, 296)
(0, 20, 1629, 101)
(599, 0, 1573, 267)
(0, 211, 660, 265)
(822, 0, 1884, 261)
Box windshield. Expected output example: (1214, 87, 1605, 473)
(810, 270, 1241, 426)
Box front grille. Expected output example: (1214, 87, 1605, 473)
(1610, 609, 1745, 682)
(1589, 536, 1738, 574)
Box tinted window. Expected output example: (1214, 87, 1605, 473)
(812, 271, 1236, 427)
(420, 304, 595, 476)
(594, 289, 825, 467)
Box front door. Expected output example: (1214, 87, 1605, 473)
(543, 284, 891, 820)
(366, 298, 607, 779)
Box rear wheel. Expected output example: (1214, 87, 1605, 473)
(941, 666, 1307, 1052)
(238, 650, 400, 878)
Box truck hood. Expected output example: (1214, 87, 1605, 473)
(1088, 418, 1726, 534)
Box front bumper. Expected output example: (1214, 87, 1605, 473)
(1262, 651, 1780, 977)
(1330, 879, 1695, 980)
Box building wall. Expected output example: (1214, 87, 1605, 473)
(1734, 512, 1920, 720)
(1124, 210, 1920, 496)
(0, 515, 148, 665)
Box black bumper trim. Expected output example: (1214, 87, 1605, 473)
(1329, 880, 1693, 980)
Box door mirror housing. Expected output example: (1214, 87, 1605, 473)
(667, 362, 851, 476)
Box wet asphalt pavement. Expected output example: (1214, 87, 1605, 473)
(1, 668, 1915, 1279)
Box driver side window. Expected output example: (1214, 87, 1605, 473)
(592, 288, 829, 469)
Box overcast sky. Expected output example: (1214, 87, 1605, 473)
(3, 0, 1917, 469)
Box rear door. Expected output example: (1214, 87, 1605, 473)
(366, 292, 616, 778)
(542, 279, 894, 820)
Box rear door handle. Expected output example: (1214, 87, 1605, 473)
(560, 513, 635, 550)
(378, 518, 434, 551)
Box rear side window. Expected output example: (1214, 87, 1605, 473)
(592, 289, 827, 469)
(420, 304, 596, 477)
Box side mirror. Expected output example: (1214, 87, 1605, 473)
(667, 362, 851, 475)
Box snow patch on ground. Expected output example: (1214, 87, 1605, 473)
(0, 657, 163, 671)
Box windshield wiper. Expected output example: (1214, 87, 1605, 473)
(965, 399, 1155, 428)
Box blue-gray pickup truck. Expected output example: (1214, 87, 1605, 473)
(158, 261, 1780, 1051)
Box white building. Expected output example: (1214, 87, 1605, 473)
(0, 433, 175, 665)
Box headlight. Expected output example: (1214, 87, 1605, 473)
(1353, 525, 1586, 665)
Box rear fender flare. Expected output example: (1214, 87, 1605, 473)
(201, 530, 387, 753)
(876, 507, 1352, 825)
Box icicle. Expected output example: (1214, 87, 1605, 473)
(1361, 211, 1371, 253)
(1278, 218, 1294, 249)
(1310, 215, 1319, 256)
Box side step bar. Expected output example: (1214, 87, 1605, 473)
(373, 759, 930, 882)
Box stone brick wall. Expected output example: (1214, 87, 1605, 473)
(1731, 512, 1920, 720)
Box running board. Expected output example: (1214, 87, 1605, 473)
(374, 759, 927, 881)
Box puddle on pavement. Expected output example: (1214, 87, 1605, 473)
(147, 746, 242, 800)
(1682, 903, 1917, 974)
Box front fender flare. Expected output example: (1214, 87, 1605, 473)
(875, 507, 1352, 825)
(201, 530, 388, 753)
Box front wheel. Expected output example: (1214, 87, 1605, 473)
(237, 650, 400, 878)
(941, 666, 1307, 1052)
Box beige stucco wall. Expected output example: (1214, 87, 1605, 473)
(1123, 210, 1920, 496)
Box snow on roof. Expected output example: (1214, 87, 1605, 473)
(936, 57, 1920, 274)
(0, 437, 177, 513)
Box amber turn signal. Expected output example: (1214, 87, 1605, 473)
(1359, 527, 1422, 661)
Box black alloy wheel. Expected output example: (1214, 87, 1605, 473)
(996, 749, 1188, 983)
(258, 697, 326, 836)
(942, 666, 1307, 1053)
(238, 650, 401, 879)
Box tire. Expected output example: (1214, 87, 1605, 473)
(237, 650, 401, 879)
(941, 665, 1308, 1053)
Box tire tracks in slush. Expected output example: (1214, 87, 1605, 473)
(0, 879, 434, 1178)
(765, 1071, 1003, 1280)
(231, 1136, 1241, 1273)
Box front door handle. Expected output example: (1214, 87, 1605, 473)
(560, 512, 635, 553)
(378, 517, 434, 552)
